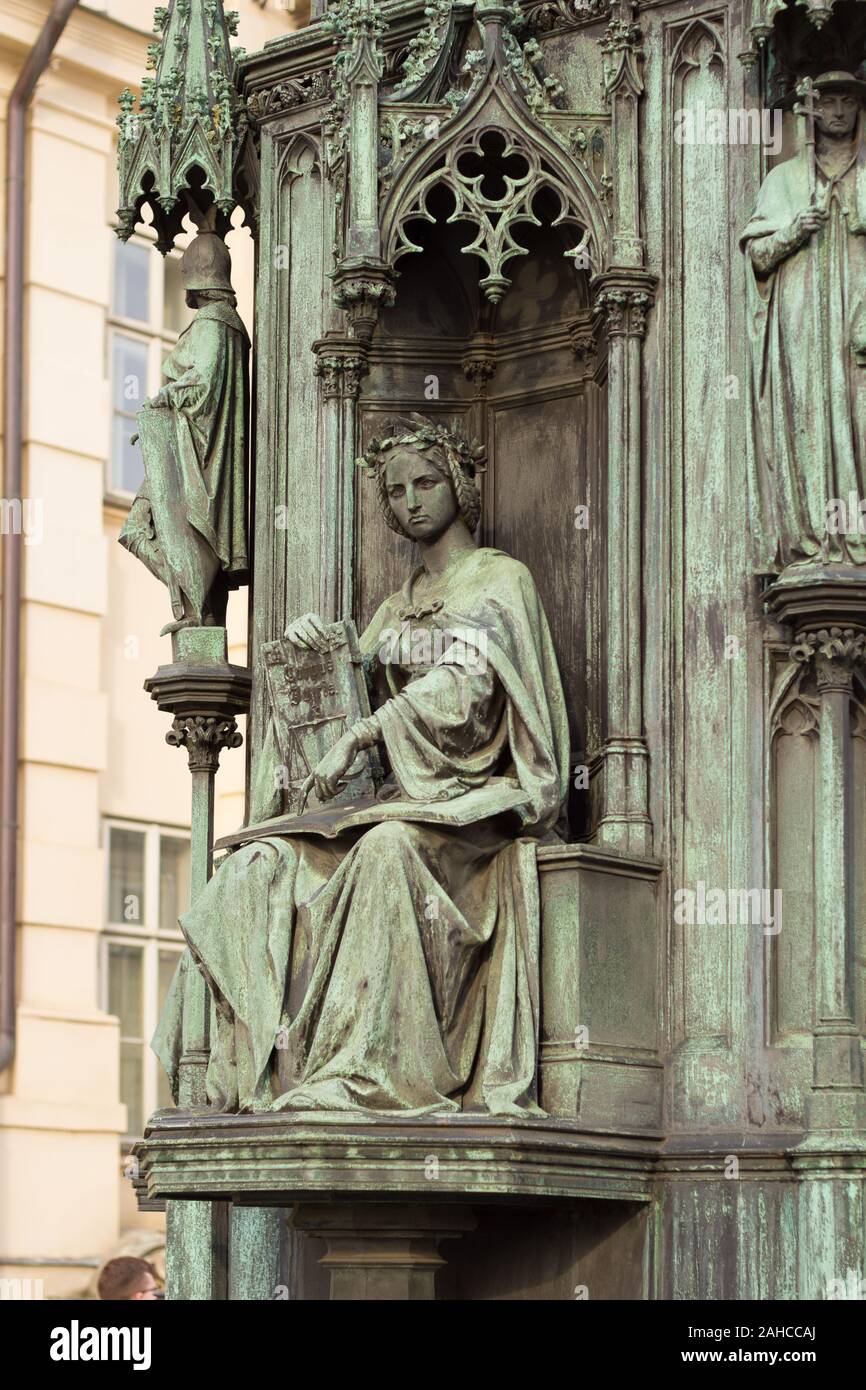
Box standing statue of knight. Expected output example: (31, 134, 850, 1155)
(119, 231, 250, 635)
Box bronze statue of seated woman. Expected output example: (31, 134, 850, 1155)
(154, 415, 570, 1116)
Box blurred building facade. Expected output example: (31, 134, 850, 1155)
(0, 0, 305, 1298)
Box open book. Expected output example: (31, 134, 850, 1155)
(215, 779, 529, 848)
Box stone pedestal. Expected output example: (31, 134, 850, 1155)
(291, 1204, 476, 1301)
(132, 1111, 656, 1299)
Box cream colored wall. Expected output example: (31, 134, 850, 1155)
(0, 0, 301, 1298)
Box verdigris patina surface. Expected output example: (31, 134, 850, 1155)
(119, 232, 250, 635)
(155, 416, 569, 1115)
(122, 0, 866, 1303)
(742, 71, 866, 569)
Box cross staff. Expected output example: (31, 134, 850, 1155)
(794, 76, 818, 205)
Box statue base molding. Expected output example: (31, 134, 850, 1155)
(132, 1111, 659, 1209)
(764, 561, 866, 633)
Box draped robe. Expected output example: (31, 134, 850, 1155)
(154, 547, 570, 1116)
(741, 123, 866, 568)
(119, 301, 249, 622)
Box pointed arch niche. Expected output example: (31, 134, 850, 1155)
(354, 125, 608, 838)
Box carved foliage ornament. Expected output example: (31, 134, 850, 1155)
(522, 0, 613, 36)
(595, 285, 651, 336)
(599, 0, 644, 95)
(390, 0, 455, 101)
(167, 714, 243, 773)
(246, 71, 332, 123)
(313, 344, 368, 398)
(790, 626, 866, 690)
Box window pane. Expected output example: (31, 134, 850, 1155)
(113, 239, 150, 322)
(163, 255, 194, 335)
(156, 949, 182, 1110)
(120, 1041, 144, 1136)
(159, 837, 190, 931)
(108, 827, 146, 924)
(111, 415, 144, 496)
(158, 948, 183, 1003)
(112, 333, 148, 413)
(110, 334, 147, 494)
(107, 942, 144, 1038)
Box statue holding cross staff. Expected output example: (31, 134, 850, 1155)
(741, 71, 866, 571)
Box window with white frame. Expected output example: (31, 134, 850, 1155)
(103, 821, 191, 1138)
(107, 232, 194, 500)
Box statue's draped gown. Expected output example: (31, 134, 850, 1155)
(154, 547, 570, 1116)
(119, 301, 249, 620)
(741, 120, 866, 568)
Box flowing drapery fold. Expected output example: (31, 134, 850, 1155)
(155, 548, 568, 1115)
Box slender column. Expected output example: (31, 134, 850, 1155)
(229, 1208, 283, 1301)
(145, 626, 252, 1300)
(145, 625, 250, 1112)
(790, 626, 866, 1131)
(166, 1198, 229, 1302)
(592, 278, 655, 855)
(152, 624, 248, 1106)
(313, 337, 369, 622)
(345, 0, 381, 261)
(462, 340, 497, 451)
(591, 1, 656, 856)
(167, 708, 239, 1106)
(600, 0, 645, 270)
(329, 0, 396, 339)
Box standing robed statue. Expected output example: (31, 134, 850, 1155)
(741, 71, 866, 570)
(119, 231, 249, 634)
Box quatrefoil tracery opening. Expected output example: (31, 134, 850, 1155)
(392, 126, 592, 304)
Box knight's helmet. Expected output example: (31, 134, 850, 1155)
(181, 231, 233, 295)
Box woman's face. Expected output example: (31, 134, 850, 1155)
(384, 447, 458, 541)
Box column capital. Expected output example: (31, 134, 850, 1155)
(144, 627, 252, 772)
(166, 714, 243, 775)
(592, 269, 657, 338)
(331, 261, 397, 342)
(313, 335, 370, 399)
(790, 627, 866, 693)
(462, 349, 497, 395)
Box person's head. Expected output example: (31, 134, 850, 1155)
(181, 231, 236, 310)
(814, 73, 865, 139)
(358, 415, 485, 543)
(97, 1256, 161, 1301)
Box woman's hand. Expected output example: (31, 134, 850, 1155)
(300, 732, 359, 808)
(285, 612, 330, 653)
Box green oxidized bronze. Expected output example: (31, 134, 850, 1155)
(119, 232, 249, 636)
(743, 70, 866, 570)
(154, 416, 570, 1114)
(123, 0, 866, 1304)
(115, 0, 247, 253)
